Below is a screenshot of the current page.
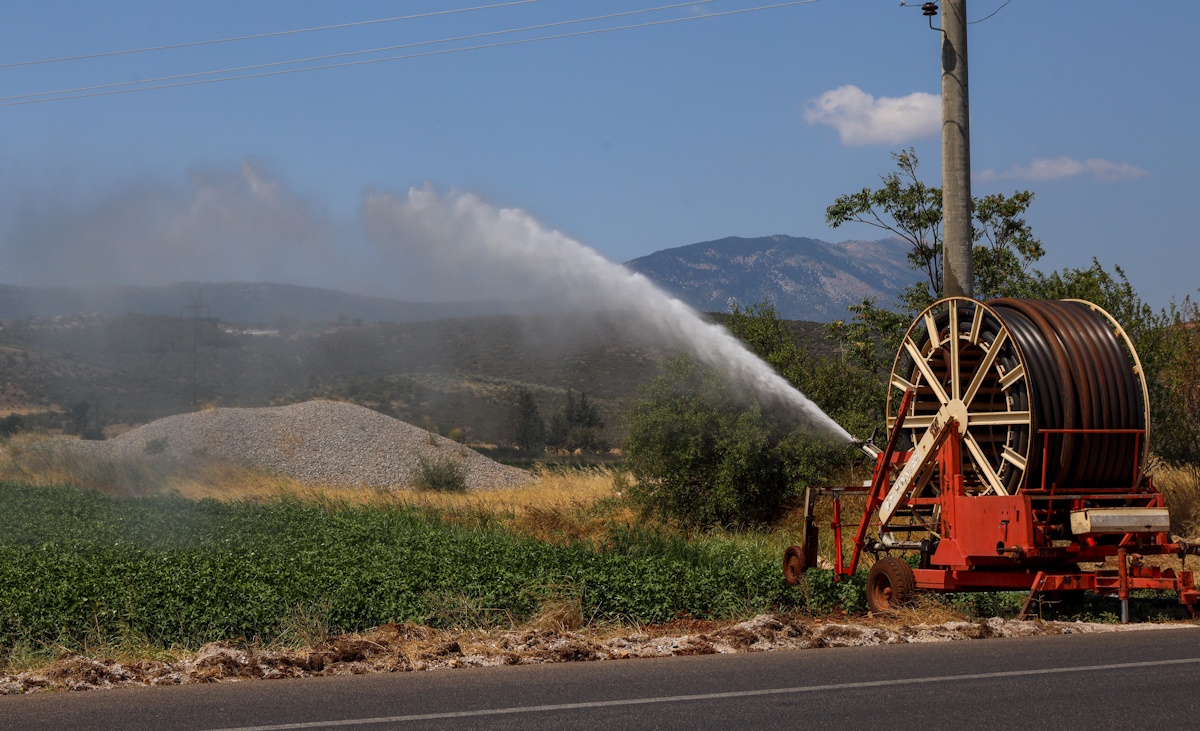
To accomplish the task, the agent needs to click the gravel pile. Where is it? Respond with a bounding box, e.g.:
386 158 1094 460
69 400 531 490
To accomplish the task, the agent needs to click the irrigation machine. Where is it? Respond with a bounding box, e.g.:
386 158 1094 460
783 296 1200 621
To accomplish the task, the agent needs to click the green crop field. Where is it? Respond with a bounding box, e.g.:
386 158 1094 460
0 483 835 651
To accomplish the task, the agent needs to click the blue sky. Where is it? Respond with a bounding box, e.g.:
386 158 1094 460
0 1 1195 307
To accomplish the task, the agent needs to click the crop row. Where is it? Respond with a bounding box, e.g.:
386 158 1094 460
0 484 844 648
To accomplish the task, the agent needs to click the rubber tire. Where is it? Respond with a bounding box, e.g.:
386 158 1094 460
783 546 806 586
867 557 917 613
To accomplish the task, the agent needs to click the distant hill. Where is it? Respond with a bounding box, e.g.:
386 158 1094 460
624 235 919 321
0 283 533 324
0 235 919 325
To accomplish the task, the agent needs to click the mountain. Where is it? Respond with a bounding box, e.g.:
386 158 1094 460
0 283 537 324
624 235 919 321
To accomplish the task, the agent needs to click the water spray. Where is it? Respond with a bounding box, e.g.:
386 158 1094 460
364 186 852 442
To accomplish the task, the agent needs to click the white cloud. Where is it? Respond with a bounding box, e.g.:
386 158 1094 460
976 157 1149 183
803 85 940 146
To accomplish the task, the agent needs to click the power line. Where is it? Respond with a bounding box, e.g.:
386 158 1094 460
968 0 1012 24
0 0 720 104
0 0 546 70
0 1 820 108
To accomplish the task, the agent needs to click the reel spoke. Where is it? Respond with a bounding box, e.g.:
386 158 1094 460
962 327 1008 406
966 410 1031 426
950 304 961 401
904 337 950 406
965 432 1008 495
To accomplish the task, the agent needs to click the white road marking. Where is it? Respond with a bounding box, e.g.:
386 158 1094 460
202 656 1200 730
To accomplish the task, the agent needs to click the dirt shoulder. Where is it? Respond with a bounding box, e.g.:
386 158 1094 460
3 614 1191 695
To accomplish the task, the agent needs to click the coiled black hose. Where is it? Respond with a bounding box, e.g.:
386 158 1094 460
990 299 1144 490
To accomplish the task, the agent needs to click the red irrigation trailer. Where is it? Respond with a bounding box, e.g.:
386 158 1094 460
783 297 1200 621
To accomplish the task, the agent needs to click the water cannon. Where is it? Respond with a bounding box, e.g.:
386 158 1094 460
851 428 882 461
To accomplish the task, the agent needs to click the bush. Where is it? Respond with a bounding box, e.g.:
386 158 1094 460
0 414 24 437
623 357 829 528
623 302 872 528
413 456 467 492
1155 295 1200 474
143 437 168 455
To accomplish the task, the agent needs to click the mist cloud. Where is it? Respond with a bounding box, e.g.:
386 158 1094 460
0 162 848 437
0 161 591 305
0 161 346 290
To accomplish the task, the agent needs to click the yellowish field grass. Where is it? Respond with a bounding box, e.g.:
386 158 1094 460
1156 465 1200 539
0 433 636 543
168 465 636 544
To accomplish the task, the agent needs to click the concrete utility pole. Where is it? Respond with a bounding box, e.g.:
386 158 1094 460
940 0 973 298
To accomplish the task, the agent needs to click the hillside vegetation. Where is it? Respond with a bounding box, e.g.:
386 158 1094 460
0 310 829 448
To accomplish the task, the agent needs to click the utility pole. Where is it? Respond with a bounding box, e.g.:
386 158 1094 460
939 0 973 298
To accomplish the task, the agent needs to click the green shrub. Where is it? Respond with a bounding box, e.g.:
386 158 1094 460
413 456 467 492
143 437 168 455
628 355 787 528
0 414 24 437
623 355 847 528
803 569 867 614
622 301 879 529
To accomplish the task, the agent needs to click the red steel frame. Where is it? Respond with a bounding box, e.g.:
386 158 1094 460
810 396 1199 617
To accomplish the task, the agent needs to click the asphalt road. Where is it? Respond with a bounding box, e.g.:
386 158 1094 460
4 628 1200 730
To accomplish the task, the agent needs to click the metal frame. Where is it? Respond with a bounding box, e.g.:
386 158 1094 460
795 412 1200 621
789 296 1197 620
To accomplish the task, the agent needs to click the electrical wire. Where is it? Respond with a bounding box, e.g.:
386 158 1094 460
968 0 1012 24
0 0 546 70
0 0 720 104
0 1 820 108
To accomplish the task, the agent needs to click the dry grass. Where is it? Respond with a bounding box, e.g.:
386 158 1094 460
0 433 163 498
1157 465 1200 539
1 628 193 676
0 433 633 543
885 595 970 625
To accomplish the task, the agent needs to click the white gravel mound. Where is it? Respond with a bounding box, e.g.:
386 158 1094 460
70 400 531 490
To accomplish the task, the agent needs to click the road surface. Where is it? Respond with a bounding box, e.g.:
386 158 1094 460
4 627 1199 729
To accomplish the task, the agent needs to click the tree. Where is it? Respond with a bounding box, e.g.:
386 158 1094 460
973 191 1044 299
546 390 608 452
624 302 873 528
506 386 545 451
65 400 90 436
1157 295 1200 472
825 149 943 311
725 301 885 439
623 356 798 527
825 149 1045 372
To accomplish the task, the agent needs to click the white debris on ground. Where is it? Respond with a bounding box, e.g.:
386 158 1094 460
1 616 1189 694
64 400 531 491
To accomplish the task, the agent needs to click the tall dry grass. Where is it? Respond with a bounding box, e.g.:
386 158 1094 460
1157 465 1200 538
0 433 634 543
0 433 162 498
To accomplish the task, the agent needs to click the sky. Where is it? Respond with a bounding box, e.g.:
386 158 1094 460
0 0 1196 308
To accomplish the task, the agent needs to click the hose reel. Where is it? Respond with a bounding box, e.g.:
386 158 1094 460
886 297 1149 495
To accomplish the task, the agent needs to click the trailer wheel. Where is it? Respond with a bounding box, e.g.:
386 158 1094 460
867 557 916 613
783 546 806 585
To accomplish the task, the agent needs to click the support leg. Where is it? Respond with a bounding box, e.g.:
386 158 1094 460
1118 548 1130 624
1017 571 1047 621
